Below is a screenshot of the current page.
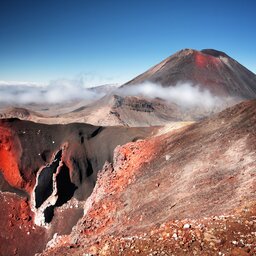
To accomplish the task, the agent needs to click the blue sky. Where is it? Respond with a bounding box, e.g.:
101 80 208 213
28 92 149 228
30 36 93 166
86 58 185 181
0 0 255 86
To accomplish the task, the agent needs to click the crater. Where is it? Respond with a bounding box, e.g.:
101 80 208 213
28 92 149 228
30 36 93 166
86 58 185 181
201 49 228 58
34 150 62 208
33 148 77 225
55 163 77 207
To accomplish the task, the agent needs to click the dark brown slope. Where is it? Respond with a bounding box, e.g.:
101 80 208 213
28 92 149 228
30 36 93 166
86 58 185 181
124 49 256 98
0 119 155 256
43 99 256 255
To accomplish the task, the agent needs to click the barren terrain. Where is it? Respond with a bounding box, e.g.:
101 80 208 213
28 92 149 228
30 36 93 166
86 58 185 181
0 49 255 256
40 99 256 256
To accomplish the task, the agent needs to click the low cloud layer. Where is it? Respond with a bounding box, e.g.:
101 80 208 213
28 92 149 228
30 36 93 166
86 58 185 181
0 79 106 104
0 79 229 109
118 82 225 109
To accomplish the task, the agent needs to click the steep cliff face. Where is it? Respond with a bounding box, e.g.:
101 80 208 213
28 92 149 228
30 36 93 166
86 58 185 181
124 49 256 99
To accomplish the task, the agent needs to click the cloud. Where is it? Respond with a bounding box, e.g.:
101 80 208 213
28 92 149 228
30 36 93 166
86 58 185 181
76 72 116 87
117 81 227 109
0 79 233 109
0 79 107 104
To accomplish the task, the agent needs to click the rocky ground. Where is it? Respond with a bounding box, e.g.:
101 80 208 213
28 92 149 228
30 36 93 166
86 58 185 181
42 208 256 256
40 100 256 255
0 192 47 256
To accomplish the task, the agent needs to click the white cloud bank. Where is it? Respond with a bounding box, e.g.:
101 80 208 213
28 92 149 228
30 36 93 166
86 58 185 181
0 79 230 109
118 82 226 109
0 79 106 104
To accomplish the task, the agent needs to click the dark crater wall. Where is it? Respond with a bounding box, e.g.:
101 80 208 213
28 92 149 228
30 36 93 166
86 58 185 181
0 118 155 222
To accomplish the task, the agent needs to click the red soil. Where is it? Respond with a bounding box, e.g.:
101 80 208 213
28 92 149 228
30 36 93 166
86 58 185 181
0 192 47 256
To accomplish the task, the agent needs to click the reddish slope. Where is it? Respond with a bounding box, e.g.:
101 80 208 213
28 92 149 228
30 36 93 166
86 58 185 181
0 119 155 256
0 126 23 189
124 49 256 98
42 100 256 255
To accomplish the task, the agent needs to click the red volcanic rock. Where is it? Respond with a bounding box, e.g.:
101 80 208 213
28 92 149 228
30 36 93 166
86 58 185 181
41 99 256 255
194 50 221 68
20 198 31 221
0 125 23 189
124 49 256 98
0 118 155 255
0 119 154 193
1 99 256 255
